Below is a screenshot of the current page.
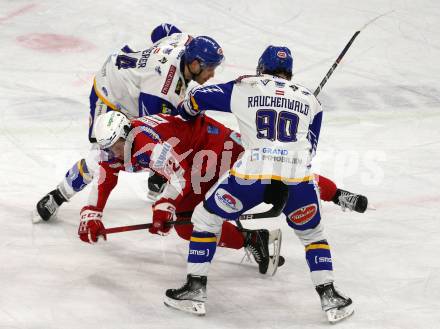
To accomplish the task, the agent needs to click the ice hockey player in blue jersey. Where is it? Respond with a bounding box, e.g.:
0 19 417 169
164 46 354 323
34 24 224 222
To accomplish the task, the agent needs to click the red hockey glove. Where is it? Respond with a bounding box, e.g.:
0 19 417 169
78 206 107 244
149 202 176 236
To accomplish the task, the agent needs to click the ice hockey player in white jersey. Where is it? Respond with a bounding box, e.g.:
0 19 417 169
164 46 354 323
34 24 224 222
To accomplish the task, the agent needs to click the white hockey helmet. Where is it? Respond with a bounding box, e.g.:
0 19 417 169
94 111 130 149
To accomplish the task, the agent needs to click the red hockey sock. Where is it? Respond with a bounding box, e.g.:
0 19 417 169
217 221 245 249
315 174 338 201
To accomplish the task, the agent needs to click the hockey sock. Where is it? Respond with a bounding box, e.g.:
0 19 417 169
174 219 244 250
315 175 337 202
305 240 334 285
217 221 245 249
187 231 217 276
59 159 94 198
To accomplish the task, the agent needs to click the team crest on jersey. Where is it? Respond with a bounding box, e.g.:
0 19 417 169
277 50 287 59
288 204 317 225
301 90 311 96
159 57 168 64
161 65 176 95
214 188 243 213
275 81 285 88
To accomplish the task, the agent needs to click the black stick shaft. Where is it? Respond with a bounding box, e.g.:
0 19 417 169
313 31 360 97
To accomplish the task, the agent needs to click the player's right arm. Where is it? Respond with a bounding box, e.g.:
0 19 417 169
307 94 323 156
177 81 236 119
78 159 122 244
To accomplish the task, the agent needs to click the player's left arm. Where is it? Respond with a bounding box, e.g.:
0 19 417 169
138 68 181 117
139 92 177 117
307 97 323 156
177 81 235 119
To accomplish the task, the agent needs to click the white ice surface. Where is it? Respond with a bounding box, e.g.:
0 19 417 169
1 1 440 328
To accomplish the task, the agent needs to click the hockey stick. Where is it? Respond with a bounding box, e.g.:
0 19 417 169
313 10 393 97
102 195 287 235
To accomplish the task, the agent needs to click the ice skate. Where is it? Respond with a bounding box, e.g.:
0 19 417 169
33 188 67 223
316 282 354 323
164 274 207 316
243 228 283 276
332 189 368 213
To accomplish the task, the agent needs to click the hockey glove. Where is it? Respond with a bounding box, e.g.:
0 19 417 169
78 206 107 244
149 202 176 236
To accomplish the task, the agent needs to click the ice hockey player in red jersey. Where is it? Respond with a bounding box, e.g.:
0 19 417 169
78 111 286 275
78 110 365 275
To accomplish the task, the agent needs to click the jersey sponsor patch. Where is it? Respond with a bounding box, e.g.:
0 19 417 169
289 84 298 91
152 142 172 169
174 78 183 95
214 188 243 213
161 65 176 95
207 125 219 135
138 115 168 127
288 204 317 225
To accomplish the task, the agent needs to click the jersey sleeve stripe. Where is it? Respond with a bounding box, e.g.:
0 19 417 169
93 78 118 110
229 170 313 183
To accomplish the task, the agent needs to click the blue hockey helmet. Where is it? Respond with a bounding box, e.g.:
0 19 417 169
150 23 181 43
257 45 293 78
185 36 224 68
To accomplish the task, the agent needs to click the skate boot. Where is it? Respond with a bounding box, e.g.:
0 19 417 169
332 189 368 213
243 228 283 275
147 173 167 201
316 282 354 323
34 188 68 223
164 274 207 316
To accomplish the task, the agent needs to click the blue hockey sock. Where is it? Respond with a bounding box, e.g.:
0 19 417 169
187 231 217 276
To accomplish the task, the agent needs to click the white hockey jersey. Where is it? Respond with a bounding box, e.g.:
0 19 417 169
93 33 191 119
179 74 323 182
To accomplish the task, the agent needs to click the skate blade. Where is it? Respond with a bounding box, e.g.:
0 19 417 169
31 209 44 224
163 296 206 316
267 229 282 276
31 209 57 224
326 304 354 323
367 203 377 211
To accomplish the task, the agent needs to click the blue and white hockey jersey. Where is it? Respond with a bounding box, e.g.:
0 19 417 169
94 33 191 119
179 74 323 181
